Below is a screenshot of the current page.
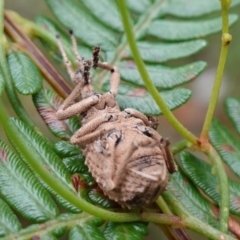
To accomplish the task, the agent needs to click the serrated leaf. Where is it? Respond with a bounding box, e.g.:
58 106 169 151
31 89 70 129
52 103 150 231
33 89 80 140
126 0 152 14
41 233 58 240
0 140 59 222
82 187 118 209
167 169 219 228
81 0 123 32
46 0 118 49
54 141 82 158
148 15 238 41
7 51 42 95
69 216 104 240
35 15 92 62
120 61 206 89
162 0 240 18
225 97 240 135
0 198 22 237
7 118 80 213
103 221 148 240
54 141 88 174
124 40 207 63
0 66 5 96
112 84 191 115
209 119 240 178
179 151 240 216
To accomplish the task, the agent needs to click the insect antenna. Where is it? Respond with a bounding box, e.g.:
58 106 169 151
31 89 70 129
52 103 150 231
56 33 75 81
69 29 84 72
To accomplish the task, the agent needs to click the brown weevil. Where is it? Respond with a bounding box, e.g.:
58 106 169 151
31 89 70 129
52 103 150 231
56 30 177 208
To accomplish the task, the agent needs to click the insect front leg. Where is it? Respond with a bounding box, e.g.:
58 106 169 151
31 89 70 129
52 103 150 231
160 138 177 174
70 113 117 145
123 108 150 126
56 94 99 120
92 46 120 97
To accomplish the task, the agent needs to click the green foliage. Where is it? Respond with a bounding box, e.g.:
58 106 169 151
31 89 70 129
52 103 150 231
179 151 240 216
0 0 239 239
33 89 80 140
166 168 220 229
103 221 148 240
39 0 238 115
7 51 42 95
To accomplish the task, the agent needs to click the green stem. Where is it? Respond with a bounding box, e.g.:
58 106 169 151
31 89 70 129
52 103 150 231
0 102 232 239
117 0 197 145
201 0 232 138
205 145 229 233
156 196 173 215
97 0 167 88
163 191 233 240
5 11 75 63
0 99 138 223
170 139 190 155
0 6 35 128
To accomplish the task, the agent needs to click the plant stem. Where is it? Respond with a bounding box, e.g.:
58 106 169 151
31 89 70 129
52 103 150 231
0 4 36 128
0 100 233 239
201 0 232 138
97 0 167 87
117 0 198 145
156 196 173 215
4 11 72 99
163 191 233 240
204 145 229 233
170 139 190 155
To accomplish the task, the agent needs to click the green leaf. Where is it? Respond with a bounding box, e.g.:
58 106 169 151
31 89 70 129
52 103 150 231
179 151 240 216
120 61 206 89
81 187 118 209
0 140 59 222
0 198 22 237
167 168 219 228
33 89 80 140
225 97 240 135
114 84 191 115
148 15 238 41
0 66 5 96
81 0 123 32
41 233 58 240
7 51 42 95
209 119 240 178
126 0 152 14
162 0 240 18
35 15 92 62
103 221 148 240
68 216 104 240
46 0 118 49
7 118 80 213
125 40 207 63
54 141 88 174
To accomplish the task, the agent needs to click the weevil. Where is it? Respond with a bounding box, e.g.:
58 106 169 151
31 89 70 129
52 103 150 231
56 31 177 208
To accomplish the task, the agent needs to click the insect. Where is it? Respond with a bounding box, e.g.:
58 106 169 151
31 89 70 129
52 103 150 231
56 30 177 208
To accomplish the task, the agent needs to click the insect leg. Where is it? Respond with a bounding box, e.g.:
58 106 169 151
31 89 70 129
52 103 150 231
70 113 117 145
92 46 120 97
56 34 75 80
123 108 150 126
69 29 84 71
160 138 177 174
56 94 99 120
112 137 153 188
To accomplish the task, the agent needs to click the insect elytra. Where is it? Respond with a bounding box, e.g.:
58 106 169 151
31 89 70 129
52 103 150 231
56 30 177 208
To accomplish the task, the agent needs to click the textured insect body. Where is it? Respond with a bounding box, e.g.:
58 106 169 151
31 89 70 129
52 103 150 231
56 31 177 208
